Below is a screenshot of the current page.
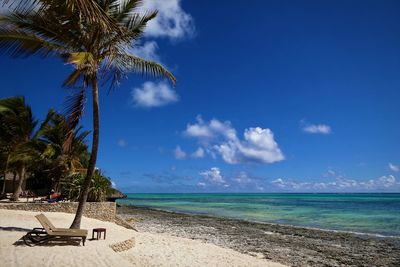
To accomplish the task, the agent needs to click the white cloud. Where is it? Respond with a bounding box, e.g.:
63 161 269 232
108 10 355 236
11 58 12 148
219 127 284 164
327 169 336 176
131 41 160 61
111 180 117 188
235 172 253 185
272 178 311 190
323 169 336 177
272 175 399 192
377 175 397 187
232 171 265 191
132 81 179 108
199 167 226 184
129 1 195 67
271 178 285 187
174 146 186 160
140 0 195 40
191 147 205 158
256 185 265 191
184 116 284 164
117 139 128 147
389 163 400 172
184 115 215 139
197 182 206 187
302 124 332 134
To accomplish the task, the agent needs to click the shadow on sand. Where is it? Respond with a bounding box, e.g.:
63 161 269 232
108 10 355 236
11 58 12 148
1 226 91 247
0 226 32 232
13 236 83 247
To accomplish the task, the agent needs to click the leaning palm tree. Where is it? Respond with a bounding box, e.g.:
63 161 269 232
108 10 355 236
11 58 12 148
0 96 37 200
0 0 176 228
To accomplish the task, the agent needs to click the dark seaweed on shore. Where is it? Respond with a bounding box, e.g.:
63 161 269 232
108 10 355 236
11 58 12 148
117 205 400 267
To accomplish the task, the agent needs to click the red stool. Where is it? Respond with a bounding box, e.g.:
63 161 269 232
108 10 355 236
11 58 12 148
92 228 106 240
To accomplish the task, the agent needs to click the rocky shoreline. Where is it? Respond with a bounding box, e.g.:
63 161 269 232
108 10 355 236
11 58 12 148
117 205 400 267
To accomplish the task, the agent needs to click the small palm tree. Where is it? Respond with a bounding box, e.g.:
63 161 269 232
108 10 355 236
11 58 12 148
88 170 113 202
62 169 112 202
0 0 176 228
0 96 37 200
62 173 85 201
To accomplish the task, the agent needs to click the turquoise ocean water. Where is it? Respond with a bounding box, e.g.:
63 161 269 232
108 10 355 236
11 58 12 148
118 193 400 236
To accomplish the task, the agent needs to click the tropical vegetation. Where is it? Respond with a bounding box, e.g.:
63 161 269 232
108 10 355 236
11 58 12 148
0 96 115 203
0 0 176 228
0 96 37 201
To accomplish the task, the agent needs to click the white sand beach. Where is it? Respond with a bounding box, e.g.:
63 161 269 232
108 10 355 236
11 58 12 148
0 209 286 267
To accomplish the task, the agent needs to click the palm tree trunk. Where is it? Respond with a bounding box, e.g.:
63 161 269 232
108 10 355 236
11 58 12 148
1 154 10 194
11 166 25 201
70 77 100 229
12 172 16 192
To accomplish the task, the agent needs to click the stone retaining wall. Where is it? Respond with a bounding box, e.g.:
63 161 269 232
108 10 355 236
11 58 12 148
0 202 116 222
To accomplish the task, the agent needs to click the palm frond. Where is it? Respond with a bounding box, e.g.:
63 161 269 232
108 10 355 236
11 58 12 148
0 28 65 57
33 108 56 140
1 12 80 51
116 53 176 84
29 0 119 33
124 10 157 39
63 69 85 88
65 0 117 30
64 87 87 131
63 87 87 151
99 9 157 55
100 52 175 91
0 96 24 114
110 0 143 23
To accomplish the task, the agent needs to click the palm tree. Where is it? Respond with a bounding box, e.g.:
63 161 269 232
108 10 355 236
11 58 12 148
0 96 37 200
0 108 13 195
0 141 10 196
0 0 176 228
36 109 90 192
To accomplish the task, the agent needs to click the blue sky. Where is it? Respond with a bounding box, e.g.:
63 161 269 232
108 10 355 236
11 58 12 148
1 0 400 192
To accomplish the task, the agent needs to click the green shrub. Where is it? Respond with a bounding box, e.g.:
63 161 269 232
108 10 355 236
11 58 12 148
62 169 113 202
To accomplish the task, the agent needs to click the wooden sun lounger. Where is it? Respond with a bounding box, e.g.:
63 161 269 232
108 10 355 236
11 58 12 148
23 214 88 246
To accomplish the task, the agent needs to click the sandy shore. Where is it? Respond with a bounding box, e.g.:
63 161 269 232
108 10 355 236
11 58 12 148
118 205 400 267
0 209 285 267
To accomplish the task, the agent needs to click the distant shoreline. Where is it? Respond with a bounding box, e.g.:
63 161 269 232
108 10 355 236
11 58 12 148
117 205 400 267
